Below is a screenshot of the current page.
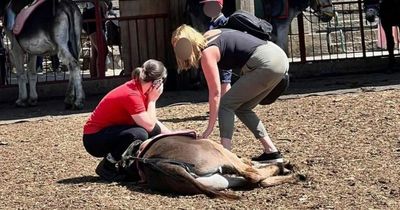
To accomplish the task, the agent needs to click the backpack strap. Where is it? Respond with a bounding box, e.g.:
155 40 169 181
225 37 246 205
205 29 235 46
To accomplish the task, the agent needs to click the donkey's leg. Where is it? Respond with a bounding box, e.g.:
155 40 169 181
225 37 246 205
9 42 28 107
60 60 84 110
144 161 239 200
68 61 84 109
208 141 264 183
260 173 302 188
196 174 248 190
26 55 38 106
54 13 84 109
253 164 281 177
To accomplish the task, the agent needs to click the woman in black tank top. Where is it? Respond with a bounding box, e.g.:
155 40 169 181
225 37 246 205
172 24 289 163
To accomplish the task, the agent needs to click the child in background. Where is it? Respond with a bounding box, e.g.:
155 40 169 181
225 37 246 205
200 0 232 96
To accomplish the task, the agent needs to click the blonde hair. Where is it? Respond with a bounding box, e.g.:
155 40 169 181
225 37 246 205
171 24 207 71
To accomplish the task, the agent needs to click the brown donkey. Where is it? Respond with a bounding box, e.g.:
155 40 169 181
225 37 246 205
122 133 303 199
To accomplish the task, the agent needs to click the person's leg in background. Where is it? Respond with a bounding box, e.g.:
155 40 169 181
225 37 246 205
0 39 6 85
50 55 60 72
220 69 232 96
36 56 43 72
88 30 108 78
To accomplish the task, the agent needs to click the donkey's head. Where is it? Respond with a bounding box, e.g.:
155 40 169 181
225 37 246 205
310 0 335 22
363 0 380 23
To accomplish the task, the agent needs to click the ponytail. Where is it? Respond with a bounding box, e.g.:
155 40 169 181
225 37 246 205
131 67 144 80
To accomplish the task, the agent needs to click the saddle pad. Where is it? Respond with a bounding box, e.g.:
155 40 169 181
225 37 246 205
137 130 197 158
13 0 47 35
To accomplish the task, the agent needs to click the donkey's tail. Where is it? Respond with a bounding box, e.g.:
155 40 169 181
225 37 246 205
143 160 240 200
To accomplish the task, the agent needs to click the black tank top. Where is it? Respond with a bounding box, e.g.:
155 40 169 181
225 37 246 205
206 29 266 71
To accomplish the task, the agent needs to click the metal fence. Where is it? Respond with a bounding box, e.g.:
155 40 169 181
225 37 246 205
287 0 398 63
0 2 168 88
0 0 397 89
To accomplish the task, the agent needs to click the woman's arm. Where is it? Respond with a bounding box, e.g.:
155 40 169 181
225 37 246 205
200 46 221 138
131 83 171 134
131 113 171 135
131 112 157 132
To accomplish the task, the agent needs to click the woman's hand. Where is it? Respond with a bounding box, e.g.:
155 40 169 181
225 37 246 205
147 83 164 102
201 125 214 139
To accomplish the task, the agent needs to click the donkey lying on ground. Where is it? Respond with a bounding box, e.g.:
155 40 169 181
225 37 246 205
121 131 303 199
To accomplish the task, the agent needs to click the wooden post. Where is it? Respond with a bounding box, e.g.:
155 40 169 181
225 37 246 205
235 0 254 14
119 0 169 73
94 0 106 78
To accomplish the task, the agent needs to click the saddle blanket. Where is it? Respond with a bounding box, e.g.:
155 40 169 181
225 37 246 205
13 0 47 35
138 130 197 158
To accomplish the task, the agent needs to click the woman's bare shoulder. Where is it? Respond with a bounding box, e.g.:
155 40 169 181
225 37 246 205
204 29 221 38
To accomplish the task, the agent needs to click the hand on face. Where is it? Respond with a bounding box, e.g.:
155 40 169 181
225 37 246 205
147 82 164 102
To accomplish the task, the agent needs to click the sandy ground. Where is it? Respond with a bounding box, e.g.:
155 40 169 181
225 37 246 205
0 81 399 209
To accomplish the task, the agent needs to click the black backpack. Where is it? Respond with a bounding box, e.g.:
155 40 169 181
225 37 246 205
218 10 273 41
259 72 290 105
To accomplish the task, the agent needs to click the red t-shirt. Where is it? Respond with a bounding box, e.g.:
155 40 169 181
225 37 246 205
83 80 148 134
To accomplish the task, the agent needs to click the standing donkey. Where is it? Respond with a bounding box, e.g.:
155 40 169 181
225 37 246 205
0 0 84 109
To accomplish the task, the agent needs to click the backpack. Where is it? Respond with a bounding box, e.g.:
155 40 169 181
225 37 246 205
259 72 289 105
217 10 273 41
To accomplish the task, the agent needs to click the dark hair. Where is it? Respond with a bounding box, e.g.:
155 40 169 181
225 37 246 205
131 59 167 82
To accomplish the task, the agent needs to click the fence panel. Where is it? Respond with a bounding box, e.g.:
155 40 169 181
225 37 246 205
287 0 398 63
1 0 398 89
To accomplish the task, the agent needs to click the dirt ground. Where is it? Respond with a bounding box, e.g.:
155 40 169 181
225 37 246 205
0 84 399 209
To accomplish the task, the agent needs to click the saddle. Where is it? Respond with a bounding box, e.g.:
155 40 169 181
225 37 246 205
120 130 197 182
11 0 47 35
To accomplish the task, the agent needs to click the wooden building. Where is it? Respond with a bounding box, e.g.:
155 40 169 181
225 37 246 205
117 0 254 89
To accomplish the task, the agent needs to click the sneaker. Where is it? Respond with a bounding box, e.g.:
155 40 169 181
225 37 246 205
251 151 283 163
95 158 125 182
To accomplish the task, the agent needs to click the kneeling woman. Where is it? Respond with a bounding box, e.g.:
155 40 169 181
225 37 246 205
172 25 289 163
83 59 171 181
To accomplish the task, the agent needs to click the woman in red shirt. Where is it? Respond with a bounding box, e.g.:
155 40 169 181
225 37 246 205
83 59 171 181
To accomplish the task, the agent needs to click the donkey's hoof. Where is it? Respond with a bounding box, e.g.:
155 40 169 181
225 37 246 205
73 104 83 110
73 103 84 110
65 102 84 110
15 100 28 108
295 173 307 182
28 99 38 107
65 103 73 110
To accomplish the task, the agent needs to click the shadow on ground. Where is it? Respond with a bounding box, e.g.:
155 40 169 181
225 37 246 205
0 71 399 122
